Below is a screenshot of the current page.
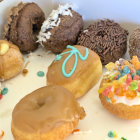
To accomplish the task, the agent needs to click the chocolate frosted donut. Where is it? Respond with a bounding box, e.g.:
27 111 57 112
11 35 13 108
4 2 45 53
129 28 140 59
37 4 83 53
77 19 128 65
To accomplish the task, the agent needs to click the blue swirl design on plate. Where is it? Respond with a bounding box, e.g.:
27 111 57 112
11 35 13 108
55 45 89 78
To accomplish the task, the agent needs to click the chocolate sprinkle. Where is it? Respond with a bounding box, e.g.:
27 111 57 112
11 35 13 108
77 19 128 65
129 28 140 59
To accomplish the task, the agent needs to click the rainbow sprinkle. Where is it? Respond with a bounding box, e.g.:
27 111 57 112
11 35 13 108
98 56 140 103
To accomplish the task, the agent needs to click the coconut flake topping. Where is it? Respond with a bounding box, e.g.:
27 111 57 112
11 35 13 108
37 3 73 44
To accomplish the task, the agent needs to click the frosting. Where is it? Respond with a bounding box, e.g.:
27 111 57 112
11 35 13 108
98 56 140 106
37 4 73 44
12 86 85 133
55 45 89 77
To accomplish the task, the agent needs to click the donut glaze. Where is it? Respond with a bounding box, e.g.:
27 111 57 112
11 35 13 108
11 86 85 140
4 2 45 53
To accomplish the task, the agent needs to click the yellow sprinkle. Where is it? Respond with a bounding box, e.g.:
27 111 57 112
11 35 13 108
118 75 127 83
124 60 130 65
105 62 115 71
113 131 117 138
121 66 124 69
0 43 9 55
98 88 104 94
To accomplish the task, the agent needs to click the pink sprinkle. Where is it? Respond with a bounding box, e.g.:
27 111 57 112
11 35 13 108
126 74 132 84
102 87 112 96
131 69 134 73
137 83 140 92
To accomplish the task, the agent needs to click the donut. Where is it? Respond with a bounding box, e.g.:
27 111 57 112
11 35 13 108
11 85 86 140
77 19 128 65
129 28 140 59
47 45 102 98
4 2 45 53
37 4 83 53
98 56 140 120
0 40 24 81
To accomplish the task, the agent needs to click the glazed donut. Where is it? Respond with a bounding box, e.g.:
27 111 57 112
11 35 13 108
0 40 24 81
98 56 140 120
4 2 45 53
47 45 102 98
11 85 86 140
37 4 83 53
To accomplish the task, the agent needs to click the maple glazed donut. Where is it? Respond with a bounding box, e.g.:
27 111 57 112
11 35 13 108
11 85 86 140
98 56 140 120
47 45 102 98
0 40 24 81
4 2 45 53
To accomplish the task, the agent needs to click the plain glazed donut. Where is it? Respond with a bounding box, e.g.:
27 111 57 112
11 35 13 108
47 45 102 98
11 85 86 140
98 56 140 120
4 2 45 53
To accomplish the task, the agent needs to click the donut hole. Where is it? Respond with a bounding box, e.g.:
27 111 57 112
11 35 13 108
32 24 39 34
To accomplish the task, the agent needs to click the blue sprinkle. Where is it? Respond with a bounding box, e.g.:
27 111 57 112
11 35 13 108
116 74 121 80
106 97 111 103
123 66 130 74
121 72 126 77
37 71 45 77
1 88 8 95
108 131 115 138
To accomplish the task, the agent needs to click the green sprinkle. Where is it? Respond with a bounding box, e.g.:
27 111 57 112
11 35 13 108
110 75 115 80
1 88 8 95
130 80 138 90
37 71 45 77
121 137 127 140
108 131 115 138
136 70 140 76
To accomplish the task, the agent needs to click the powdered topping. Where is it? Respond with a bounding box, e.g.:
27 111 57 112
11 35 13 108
37 3 73 44
98 56 140 105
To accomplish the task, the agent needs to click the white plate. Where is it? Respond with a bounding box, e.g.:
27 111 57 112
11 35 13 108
1 0 140 140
